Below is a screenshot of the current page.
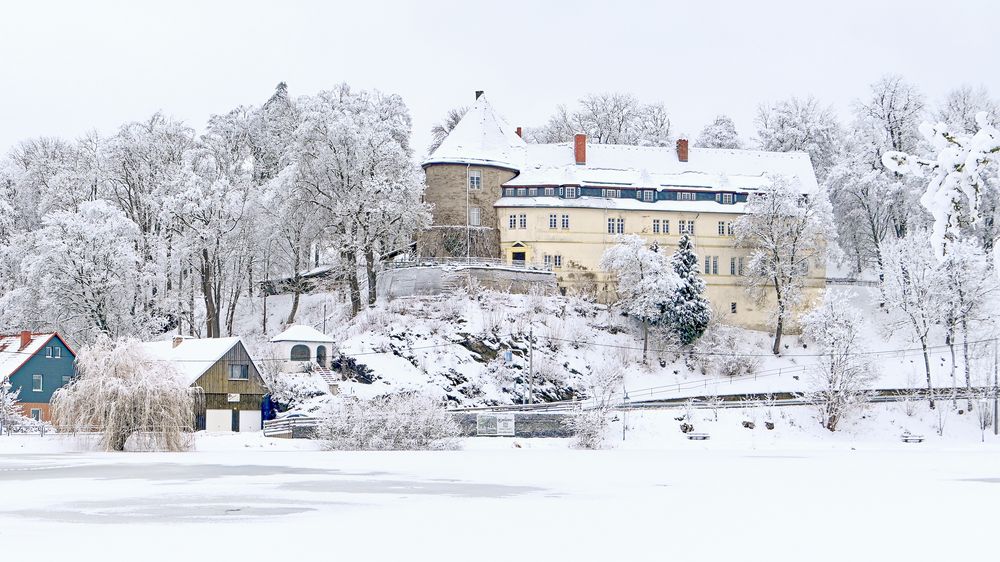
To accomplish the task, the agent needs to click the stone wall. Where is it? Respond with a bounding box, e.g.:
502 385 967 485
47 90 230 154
450 412 575 438
376 265 557 301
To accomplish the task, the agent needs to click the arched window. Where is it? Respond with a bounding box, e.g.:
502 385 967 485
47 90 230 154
290 344 310 362
316 345 327 367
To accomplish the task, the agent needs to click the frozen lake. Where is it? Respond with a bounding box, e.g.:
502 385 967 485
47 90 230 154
2 435 999 561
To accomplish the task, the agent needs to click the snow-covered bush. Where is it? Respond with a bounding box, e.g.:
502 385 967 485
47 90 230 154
263 370 329 410
693 323 761 378
563 407 609 449
316 392 460 450
51 336 196 451
0 379 27 434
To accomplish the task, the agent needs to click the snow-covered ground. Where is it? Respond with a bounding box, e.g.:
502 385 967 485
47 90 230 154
260 285 997 410
2 424 999 561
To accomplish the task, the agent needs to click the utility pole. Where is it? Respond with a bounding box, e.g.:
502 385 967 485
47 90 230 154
528 326 534 405
993 341 998 436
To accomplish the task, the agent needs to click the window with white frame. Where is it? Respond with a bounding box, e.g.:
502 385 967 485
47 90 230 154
516 188 527 196
54 347 61 358
45 346 52 358
549 214 558 229
518 214 527 229
543 254 552 267
603 188 620 198
554 255 563 268
544 187 556 197
718 221 726 236
663 220 670 234
468 169 482 190
687 220 695 234
30 409 40 421
727 222 734 236
652 219 660 234
229 364 249 381
607 218 624 234
678 192 695 201
469 207 481 227
504 188 514 197
508 215 517 229
528 187 537 197
704 256 711 275
722 193 734 204
643 190 654 202
730 257 737 275
565 187 578 199
680 220 695 235
712 256 718 275
561 214 570 229
32 374 42 392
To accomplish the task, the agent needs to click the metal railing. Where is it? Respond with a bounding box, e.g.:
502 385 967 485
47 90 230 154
262 416 320 437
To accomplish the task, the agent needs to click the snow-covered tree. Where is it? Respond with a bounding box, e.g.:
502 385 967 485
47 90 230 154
734 176 835 355
755 96 842 180
429 106 469 153
879 234 950 408
663 235 711 345
600 234 681 358
854 75 926 156
8 200 163 341
530 92 671 146
801 291 877 431
934 85 999 135
939 240 997 399
293 84 429 314
50 336 196 451
695 115 742 149
882 112 1000 262
0 378 26 434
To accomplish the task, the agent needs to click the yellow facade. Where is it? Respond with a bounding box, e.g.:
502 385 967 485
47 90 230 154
496 204 826 332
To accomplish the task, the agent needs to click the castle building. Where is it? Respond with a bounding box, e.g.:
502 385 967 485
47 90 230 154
420 93 825 331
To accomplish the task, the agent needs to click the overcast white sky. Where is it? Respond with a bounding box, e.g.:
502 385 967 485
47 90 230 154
1 0 998 158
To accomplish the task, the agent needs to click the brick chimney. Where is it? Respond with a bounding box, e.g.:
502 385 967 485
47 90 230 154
475 90 484 100
172 335 185 349
676 138 689 162
515 126 522 138
18 330 31 351
574 134 587 165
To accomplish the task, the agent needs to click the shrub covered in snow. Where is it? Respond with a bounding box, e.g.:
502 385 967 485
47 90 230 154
693 323 761 378
563 407 610 449
317 392 460 450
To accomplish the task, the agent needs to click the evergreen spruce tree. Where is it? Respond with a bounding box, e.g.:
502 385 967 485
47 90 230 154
665 235 712 345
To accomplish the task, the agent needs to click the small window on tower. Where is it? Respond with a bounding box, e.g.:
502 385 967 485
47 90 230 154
731 302 737 314
469 207 481 226
468 169 482 190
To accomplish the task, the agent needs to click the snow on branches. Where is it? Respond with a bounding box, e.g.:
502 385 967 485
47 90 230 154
51 336 196 451
882 112 1000 262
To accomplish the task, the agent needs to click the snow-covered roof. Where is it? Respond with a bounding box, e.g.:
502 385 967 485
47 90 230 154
422 95 527 170
0 332 61 381
505 144 818 194
271 324 335 344
494 196 748 214
140 337 248 386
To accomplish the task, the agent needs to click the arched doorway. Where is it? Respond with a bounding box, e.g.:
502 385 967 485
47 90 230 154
290 344 310 362
316 345 328 368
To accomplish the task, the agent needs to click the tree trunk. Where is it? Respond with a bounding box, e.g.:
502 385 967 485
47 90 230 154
343 249 361 316
921 335 934 409
286 286 301 325
364 245 378 306
642 321 649 364
772 314 784 356
962 317 972 410
200 248 220 338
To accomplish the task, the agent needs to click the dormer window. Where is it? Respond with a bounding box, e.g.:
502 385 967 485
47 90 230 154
722 193 734 204
642 190 654 202
516 188 527 196
565 187 578 199
678 192 695 201
468 169 482 190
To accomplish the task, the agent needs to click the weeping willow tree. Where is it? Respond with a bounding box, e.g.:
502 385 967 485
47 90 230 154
51 336 196 451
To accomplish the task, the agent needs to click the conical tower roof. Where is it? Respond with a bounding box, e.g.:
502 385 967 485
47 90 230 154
423 94 526 171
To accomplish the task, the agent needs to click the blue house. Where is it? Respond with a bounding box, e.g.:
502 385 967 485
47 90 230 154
0 331 77 421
